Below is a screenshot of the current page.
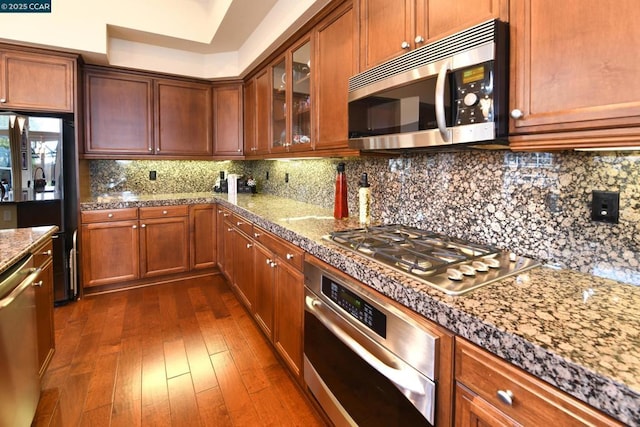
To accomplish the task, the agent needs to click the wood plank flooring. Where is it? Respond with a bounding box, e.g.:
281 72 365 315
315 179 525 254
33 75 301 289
32 274 326 426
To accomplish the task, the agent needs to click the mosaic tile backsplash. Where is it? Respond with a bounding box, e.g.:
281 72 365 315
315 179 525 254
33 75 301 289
88 150 640 285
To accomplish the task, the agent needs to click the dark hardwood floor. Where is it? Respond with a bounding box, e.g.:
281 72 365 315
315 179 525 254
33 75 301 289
32 274 326 426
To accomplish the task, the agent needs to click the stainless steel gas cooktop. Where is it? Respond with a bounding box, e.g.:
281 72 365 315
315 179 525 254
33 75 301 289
326 225 540 295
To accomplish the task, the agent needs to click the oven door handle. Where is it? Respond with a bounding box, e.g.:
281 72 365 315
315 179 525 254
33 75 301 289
435 60 452 142
306 295 426 396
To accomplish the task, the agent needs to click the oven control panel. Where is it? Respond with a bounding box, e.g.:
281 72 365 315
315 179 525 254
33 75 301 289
322 276 387 338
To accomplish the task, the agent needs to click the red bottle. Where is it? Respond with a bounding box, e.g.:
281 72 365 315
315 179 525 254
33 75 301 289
334 162 348 219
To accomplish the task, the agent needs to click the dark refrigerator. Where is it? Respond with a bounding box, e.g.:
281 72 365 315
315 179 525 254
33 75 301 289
11 116 78 304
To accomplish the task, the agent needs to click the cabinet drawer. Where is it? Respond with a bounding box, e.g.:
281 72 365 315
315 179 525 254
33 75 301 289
33 239 53 268
231 213 253 236
455 338 621 426
139 205 188 219
253 226 303 271
81 208 138 223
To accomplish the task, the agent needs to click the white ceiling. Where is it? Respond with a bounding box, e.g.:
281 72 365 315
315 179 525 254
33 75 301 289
0 0 332 79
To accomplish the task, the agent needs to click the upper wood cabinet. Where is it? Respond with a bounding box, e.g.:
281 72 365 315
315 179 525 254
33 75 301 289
155 79 212 156
314 1 357 150
358 0 507 71
213 83 243 157
243 78 257 155
509 0 640 150
84 69 154 155
0 48 75 112
83 67 213 158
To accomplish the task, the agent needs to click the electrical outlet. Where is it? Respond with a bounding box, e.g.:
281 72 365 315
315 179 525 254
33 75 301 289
285 172 289 183
149 170 157 181
591 190 619 223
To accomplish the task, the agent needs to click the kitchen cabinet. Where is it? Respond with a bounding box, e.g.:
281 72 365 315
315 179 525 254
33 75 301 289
81 208 140 288
314 1 357 150
155 79 213 156
190 204 217 270
358 0 507 71
454 338 622 426
0 47 75 112
84 69 154 155
243 78 257 155
254 69 271 155
232 226 255 310
253 226 304 379
83 67 214 158
216 206 229 271
221 216 235 283
33 238 55 378
270 36 313 154
508 0 640 150
213 83 244 157
139 206 189 278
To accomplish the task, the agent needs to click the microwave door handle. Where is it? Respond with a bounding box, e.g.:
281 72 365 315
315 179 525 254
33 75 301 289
305 295 426 396
435 61 452 142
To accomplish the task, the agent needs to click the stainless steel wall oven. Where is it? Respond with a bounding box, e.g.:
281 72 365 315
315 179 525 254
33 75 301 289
304 258 452 426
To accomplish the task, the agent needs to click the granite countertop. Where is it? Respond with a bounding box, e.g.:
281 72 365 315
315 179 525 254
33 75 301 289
0 226 59 274
80 192 640 425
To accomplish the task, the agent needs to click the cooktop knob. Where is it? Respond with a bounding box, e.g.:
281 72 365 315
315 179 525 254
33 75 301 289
447 268 464 281
483 257 501 268
471 261 489 272
459 265 476 276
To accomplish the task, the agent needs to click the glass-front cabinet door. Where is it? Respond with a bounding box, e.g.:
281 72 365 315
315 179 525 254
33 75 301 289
270 37 313 153
290 39 312 151
271 57 287 151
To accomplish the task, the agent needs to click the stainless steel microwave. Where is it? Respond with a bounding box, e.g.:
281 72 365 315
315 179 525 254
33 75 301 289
348 20 509 151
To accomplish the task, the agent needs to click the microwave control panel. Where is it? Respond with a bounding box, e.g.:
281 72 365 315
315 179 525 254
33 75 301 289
454 62 494 125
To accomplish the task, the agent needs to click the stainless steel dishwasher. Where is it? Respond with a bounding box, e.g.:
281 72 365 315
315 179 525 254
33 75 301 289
0 254 42 427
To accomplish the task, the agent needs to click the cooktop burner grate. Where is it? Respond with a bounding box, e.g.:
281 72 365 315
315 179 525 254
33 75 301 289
327 225 540 295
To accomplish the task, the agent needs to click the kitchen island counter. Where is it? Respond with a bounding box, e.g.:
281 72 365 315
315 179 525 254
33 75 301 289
0 226 59 274
80 192 640 425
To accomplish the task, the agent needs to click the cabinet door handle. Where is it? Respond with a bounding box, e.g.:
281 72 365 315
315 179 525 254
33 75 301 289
237 148 241 152
141 224 146 228
132 225 137 229
42 250 52 256
414 35 424 44
162 210 168 215
236 221 243 226
33 280 43 287
227 228 234 232
270 262 277 268
148 147 153 151
266 258 272 265
246 243 253 249
401 41 410 49
510 109 524 119
254 233 261 238
496 389 514 406
108 213 114 218
286 253 294 260
218 210 223 214
223 213 230 217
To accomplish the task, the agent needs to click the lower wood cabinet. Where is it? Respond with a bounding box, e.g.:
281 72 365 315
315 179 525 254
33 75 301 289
81 204 214 291
217 213 305 381
33 238 55 378
454 338 622 426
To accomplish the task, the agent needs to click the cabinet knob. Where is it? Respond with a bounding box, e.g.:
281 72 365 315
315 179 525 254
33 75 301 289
254 233 261 238
141 224 146 228
270 262 277 268
227 228 234 232
236 221 243 226
401 41 411 49
414 35 424 44
223 213 230 217
286 253 294 260
33 280 43 287
246 243 253 249
42 249 52 256
132 225 137 229
162 210 168 215
156 148 160 152
148 147 153 151
237 148 241 152
510 109 524 119
108 213 114 218
0 98 6 103
496 389 514 406
266 258 272 265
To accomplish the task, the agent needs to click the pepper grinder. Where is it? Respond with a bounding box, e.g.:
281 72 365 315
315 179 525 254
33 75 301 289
333 162 348 219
